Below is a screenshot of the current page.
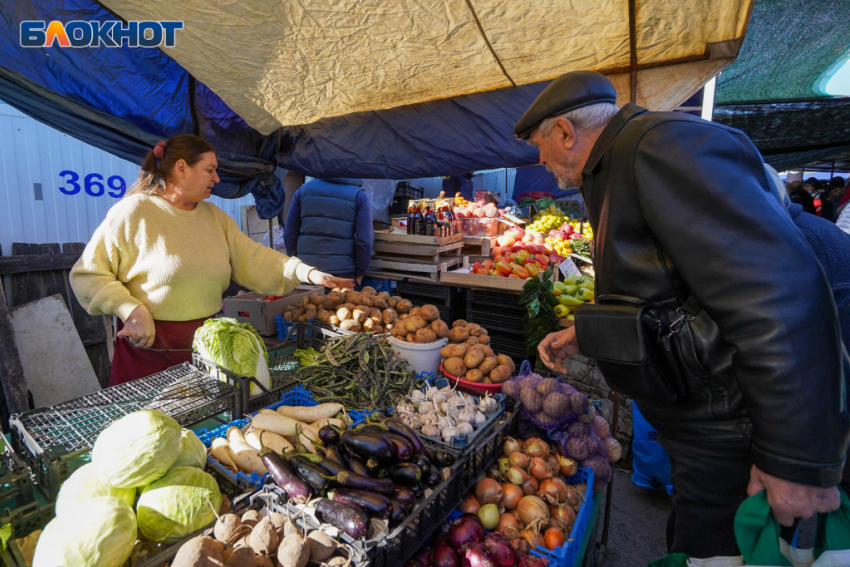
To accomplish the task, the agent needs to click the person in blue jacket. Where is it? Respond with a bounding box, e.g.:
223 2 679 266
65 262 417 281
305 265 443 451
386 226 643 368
284 178 373 286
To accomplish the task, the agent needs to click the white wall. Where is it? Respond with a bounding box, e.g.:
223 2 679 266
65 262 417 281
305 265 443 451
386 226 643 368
0 102 256 255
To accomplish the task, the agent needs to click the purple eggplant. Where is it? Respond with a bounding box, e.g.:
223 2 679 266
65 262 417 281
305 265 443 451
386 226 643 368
388 499 409 527
384 432 414 461
287 455 330 491
330 489 391 518
425 468 442 486
386 463 422 486
413 454 431 474
428 449 456 466
385 417 427 455
392 485 416 509
320 446 346 467
315 499 370 539
260 448 312 504
318 425 342 445
324 470 396 495
342 431 395 463
346 455 370 477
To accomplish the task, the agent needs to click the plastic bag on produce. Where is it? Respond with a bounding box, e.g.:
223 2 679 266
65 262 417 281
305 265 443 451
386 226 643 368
262 225 286 251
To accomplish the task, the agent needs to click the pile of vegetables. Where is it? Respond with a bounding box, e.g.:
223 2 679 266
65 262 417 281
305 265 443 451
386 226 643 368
32 410 227 566
440 321 515 384
295 333 427 410
283 286 413 334
552 274 595 321
520 269 560 358
395 384 501 444
389 303 449 344
194 318 271 395
171 506 354 567
502 374 621 492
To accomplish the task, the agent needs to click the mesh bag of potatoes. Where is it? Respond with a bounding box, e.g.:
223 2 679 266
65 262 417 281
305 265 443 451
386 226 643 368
440 320 516 384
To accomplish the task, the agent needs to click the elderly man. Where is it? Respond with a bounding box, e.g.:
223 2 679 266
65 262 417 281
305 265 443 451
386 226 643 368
524 71 849 558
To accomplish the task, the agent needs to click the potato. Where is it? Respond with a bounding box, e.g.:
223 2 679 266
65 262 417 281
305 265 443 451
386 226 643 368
359 295 373 307
283 311 296 323
290 307 304 319
490 364 513 383
352 306 370 323
277 533 310 567
382 308 398 325
479 327 489 336
249 516 280 556
497 354 517 372
323 293 343 310
378 291 391 300
464 349 485 369
297 314 311 323
386 323 394 332
398 313 409 321
465 369 484 383
242 510 262 528
340 320 362 332
409 307 422 319
415 328 438 343
444 357 468 377
391 325 407 339
406 333 416 342
387 297 400 309
298 296 310 308
479 356 499 375
478 334 491 345
448 327 469 343
309 293 324 306
371 297 388 309
215 514 244 544
318 309 330 323
483 377 493 384
329 315 340 326
452 319 468 328
308 530 338 563
404 316 428 333
172 535 225 567
373 324 384 334
440 346 454 358
467 323 484 337
466 337 480 346
336 307 352 322
478 345 495 357
370 308 383 323
362 286 378 296
448 343 470 358
431 319 449 338
396 299 413 314
363 318 376 331
420 304 440 322
341 303 356 311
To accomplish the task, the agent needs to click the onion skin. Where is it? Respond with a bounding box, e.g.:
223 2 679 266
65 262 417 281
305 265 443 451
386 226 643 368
476 478 504 505
500 483 523 510
460 542 495 567
498 457 512 477
549 504 576 531
557 454 578 477
564 485 581 507
520 527 544 549
432 542 460 567
509 452 530 470
460 494 481 515
518 554 547 567
523 438 549 459
483 532 518 567
507 466 529 485
539 478 568 503
446 516 485 549
510 538 531 556
544 527 565 550
547 455 560 475
496 512 521 540
517 495 550 526
529 457 553 480
503 437 522 457
520 477 539 496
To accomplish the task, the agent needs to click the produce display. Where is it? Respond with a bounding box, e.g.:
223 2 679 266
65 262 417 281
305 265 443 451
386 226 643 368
31 410 229 565
194 317 271 394
395 384 501 444
552 274 596 321
439 320 516 384
525 206 592 240
453 201 509 237
282 286 406 334
389 303 451 344
294 333 426 409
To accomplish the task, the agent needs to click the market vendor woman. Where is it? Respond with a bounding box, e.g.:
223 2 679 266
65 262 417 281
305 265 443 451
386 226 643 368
70 134 352 386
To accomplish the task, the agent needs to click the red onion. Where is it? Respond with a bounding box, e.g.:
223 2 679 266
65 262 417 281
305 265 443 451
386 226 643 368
518 555 547 567
405 549 432 567
460 542 495 567
446 516 485 548
432 541 460 567
483 533 518 567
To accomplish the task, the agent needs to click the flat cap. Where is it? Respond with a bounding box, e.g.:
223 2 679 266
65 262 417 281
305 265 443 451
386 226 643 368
514 71 617 140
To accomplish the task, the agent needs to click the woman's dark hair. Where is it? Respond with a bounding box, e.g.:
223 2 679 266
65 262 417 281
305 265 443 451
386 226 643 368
126 134 216 197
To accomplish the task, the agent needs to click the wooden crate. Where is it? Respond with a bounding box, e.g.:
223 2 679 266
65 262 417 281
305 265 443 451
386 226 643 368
370 231 467 281
461 236 497 262
441 266 557 291
368 256 468 281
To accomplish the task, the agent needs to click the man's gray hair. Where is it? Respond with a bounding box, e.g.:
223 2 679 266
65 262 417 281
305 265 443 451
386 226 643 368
537 102 620 138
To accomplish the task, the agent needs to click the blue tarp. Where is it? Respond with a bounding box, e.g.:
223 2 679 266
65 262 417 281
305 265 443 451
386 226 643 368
1 0 548 217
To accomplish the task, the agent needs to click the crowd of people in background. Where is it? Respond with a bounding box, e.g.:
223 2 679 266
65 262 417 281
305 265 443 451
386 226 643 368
786 175 850 228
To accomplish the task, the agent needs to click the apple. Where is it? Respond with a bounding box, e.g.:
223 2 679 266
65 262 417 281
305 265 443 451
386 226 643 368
512 242 524 251
467 202 480 212
472 209 485 219
522 234 534 244
548 252 561 263
543 242 555 253
563 224 574 235
569 233 582 240
484 206 499 218
533 236 545 245
509 226 525 239
490 247 502 259
497 234 516 247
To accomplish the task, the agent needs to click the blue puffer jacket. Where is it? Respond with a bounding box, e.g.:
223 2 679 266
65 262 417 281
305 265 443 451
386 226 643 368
283 178 372 277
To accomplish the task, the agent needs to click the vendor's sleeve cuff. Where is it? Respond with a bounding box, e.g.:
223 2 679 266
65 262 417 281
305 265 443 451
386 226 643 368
752 444 846 488
295 262 315 283
115 299 144 323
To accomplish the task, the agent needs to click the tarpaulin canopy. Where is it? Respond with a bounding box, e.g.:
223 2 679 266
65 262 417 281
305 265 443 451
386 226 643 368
0 0 754 216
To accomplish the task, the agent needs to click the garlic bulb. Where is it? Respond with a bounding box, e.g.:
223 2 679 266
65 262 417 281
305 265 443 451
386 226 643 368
418 401 437 415
406 414 422 429
478 393 499 413
432 392 449 406
408 390 426 403
442 426 460 443
456 410 475 424
421 424 440 437
440 402 450 415
396 402 415 417
475 411 487 424
425 386 440 401
464 399 477 414
437 415 456 430
457 422 474 434
421 412 440 426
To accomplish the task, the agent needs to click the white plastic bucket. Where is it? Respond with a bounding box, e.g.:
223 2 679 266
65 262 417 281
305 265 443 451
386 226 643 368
388 336 448 376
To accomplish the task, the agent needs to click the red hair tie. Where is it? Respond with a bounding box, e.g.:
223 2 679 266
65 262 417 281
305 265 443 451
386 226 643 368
152 141 166 159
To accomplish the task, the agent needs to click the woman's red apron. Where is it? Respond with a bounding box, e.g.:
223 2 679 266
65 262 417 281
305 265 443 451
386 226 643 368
110 318 208 386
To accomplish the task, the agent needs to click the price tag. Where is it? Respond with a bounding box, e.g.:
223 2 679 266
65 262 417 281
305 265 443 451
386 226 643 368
559 258 583 278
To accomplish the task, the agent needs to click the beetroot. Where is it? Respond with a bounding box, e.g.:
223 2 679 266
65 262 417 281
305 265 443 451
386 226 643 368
446 516 485 549
460 542 495 567
432 542 460 567
482 533 517 567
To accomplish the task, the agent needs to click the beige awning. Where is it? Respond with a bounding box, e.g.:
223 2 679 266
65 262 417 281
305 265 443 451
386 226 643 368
101 0 754 134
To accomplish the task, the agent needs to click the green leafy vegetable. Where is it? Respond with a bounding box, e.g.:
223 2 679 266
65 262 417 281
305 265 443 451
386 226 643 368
171 429 207 470
194 317 271 395
0 524 10 552
520 267 560 357
294 348 321 367
55 463 136 517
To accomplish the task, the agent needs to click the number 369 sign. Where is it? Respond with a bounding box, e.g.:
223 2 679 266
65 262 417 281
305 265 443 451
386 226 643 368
58 170 127 198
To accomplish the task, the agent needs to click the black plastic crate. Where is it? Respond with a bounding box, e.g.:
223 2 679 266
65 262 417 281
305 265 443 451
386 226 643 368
0 500 55 567
10 363 236 501
455 398 520 496
396 281 458 301
0 444 34 515
401 293 466 323
466 307 524 334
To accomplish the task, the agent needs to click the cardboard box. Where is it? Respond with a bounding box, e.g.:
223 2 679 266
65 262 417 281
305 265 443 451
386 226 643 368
223 285 325 335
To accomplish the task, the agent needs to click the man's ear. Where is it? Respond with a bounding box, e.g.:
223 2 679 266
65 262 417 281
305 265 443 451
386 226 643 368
554 118 578 151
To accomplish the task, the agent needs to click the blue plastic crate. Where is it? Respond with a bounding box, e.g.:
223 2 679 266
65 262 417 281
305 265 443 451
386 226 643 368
195 385 383 493
442 467 596 567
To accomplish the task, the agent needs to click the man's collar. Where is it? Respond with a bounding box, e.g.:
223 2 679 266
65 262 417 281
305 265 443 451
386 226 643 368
582 103 648 176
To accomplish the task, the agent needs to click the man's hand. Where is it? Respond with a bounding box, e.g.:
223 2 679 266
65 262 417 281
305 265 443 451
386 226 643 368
309 270 355 290
538 327 580 373
747 465 841 526
117 304 156 348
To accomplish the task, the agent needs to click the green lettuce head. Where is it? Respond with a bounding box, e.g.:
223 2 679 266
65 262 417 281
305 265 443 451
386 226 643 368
91 410 182 488
32 496 137 567
136 466 222 544
55 463 136 517
172 429 207 470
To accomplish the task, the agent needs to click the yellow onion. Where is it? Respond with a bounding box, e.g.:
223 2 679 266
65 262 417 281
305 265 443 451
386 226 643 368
516 495 550 526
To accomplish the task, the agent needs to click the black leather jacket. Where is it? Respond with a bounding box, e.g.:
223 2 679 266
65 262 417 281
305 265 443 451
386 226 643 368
580 104 850 487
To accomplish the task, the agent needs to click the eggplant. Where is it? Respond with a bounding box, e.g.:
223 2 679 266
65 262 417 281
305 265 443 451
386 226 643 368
384 432 414 461
386 463 422 486
299 453 349 476
357 425 384 434
428 449 456 467
315 499 370 540
325 470 396 495
425 468 441 487
287 455 330 491
411 483 424 498
388 500 408 527
342 431 395 463
318 425 341 445
392 485 416 509
385 418 427 455
347 454 370 477
330 489 391 518
413 454 431 474
365 457 382 474
260 448 312 504
321 447 346 467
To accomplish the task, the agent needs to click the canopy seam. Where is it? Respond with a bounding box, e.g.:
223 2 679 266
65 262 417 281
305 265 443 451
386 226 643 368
463 0 516 87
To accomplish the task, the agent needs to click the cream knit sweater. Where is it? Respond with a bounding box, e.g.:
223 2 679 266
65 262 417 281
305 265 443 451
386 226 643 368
70 194 314 322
